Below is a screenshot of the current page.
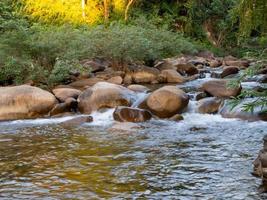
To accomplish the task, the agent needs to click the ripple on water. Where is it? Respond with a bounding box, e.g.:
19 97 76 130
0 111 267 199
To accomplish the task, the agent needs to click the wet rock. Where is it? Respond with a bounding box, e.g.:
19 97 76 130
189 127 207 131
202 79 241 98
219 99 267 121
258 75 267 83
127 85 150 93
78 82 134 114
176 63 199 76
69 78 104 90
221 66 239 78
52 88 82 102
146 86 189 118
127 65 160 84
113 106 152 123
195 92 209 101
60 116 93 127
169 114 184 121
197 97 223 114
108 122 144 133
0 85 57 121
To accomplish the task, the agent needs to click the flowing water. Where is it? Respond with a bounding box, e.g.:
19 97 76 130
1 73 267 199
0 109 267 199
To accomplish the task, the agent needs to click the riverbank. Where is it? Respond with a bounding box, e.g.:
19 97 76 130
0 53 266 123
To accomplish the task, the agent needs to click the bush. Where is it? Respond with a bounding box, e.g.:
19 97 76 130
0 17 198 86
48 59 86 86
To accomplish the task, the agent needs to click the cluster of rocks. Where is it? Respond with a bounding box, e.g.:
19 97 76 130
0 53 266 123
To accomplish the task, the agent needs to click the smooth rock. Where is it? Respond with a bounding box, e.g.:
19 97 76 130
197 97 223 114
202 79 241 98
52 88 81 102
0 85 57 121
146 86 189 118
78 82 134 114
113 106 152 123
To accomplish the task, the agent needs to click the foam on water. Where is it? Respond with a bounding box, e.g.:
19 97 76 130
87 108 115 126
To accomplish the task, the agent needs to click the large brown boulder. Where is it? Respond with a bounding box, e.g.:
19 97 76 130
202 79 241 98
176 63 199 75
146 86 189 118
78 82 134 114
0 85 57 121
127 65 160 84
160 70 186 83
197 97 223 114
219 99 267 121
52 88 81 102
223 56 250 68
113 106 152 123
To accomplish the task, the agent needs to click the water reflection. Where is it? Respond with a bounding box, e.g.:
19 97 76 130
0 116 267 199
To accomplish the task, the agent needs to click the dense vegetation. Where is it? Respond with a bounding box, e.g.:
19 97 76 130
0 0 266 88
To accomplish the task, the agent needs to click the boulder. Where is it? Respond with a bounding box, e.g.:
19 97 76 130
208 60 222 68
160 70 186 83
69 78 103 90
202 79 241 98
221 66 239 78
0 85 57 121
108 122 144 133
50 98 78 116
127 85 150 93
60 116 93 127
146 86 189 118
107 76 123 85
219 99 267 121
176 63 199 76
52 88 81 102
127 65 160 84
155 59 198 75
223 56 249 68
78 82 134 114
197 97 222 114
113 106 152 123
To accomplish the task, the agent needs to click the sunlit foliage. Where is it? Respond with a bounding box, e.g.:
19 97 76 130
21 0 135 24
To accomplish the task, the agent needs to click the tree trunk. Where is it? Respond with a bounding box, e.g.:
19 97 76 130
104 0 109 22
124 0 135 21
81 0 86 19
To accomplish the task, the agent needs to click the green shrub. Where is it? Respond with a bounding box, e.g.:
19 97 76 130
48 59 87 86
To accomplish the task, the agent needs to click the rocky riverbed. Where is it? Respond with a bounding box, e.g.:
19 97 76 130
0 53 267 199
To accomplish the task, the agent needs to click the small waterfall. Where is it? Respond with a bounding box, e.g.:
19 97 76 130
131 92 149 108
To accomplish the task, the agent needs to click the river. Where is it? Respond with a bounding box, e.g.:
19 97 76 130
0 107 266 199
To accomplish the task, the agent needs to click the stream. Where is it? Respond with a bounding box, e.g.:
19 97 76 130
0 69 267 199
